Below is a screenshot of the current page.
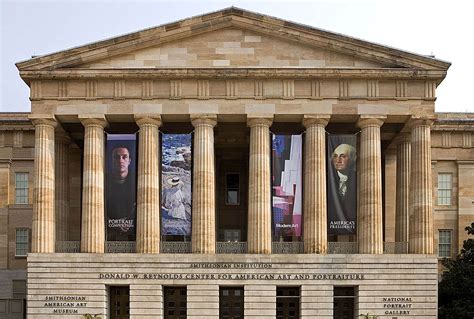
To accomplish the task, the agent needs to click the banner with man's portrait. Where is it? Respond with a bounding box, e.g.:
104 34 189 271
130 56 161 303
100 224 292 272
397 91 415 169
327 135 357 235
161 134 192 236
271 134 302 238
105 134 137 241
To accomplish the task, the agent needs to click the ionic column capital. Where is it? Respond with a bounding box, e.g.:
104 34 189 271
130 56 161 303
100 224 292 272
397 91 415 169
79 115 108 128
357 115 386 129
302 114 330 128
190 114 217 127
134 114 162 127
247 116 273 128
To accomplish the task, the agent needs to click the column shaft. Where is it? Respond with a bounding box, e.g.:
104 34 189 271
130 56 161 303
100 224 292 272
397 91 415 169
357 117 384 254
80 118 107 253
55 132 70 242
31 118 57 253
395 138 411 243
247 118 272 254
136 116 161 253
409 120 433 254
303 116 329 254
191 115 216 253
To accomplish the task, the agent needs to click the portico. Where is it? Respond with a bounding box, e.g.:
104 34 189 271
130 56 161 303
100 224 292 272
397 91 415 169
17 7 449 318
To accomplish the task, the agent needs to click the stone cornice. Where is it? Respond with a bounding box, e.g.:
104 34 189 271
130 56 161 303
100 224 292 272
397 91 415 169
19 68 447 82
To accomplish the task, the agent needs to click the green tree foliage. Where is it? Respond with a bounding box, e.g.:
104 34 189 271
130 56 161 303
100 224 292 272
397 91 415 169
438 223 474 318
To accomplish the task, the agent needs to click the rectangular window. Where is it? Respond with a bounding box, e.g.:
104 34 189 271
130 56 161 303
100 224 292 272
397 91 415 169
12 280 26 299
439 230 452 258
109 286 130 319
334 286 356 319
437 173 452 205
276 287 300 319
15 173 29 204
219 287 244 319
225 173 240 205
15 229 29 257
164 286 187 319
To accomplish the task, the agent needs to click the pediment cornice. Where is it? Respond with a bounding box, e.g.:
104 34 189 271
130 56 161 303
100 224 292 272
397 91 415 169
16 7 450 73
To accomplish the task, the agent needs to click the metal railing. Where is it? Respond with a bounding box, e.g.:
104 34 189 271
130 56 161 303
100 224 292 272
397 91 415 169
56 241 80 253
383 242 408 254
106 241 136 253
55 240 409 254
272 242 304 254
160 242 192 253
216 242 247 253
328 242 358 254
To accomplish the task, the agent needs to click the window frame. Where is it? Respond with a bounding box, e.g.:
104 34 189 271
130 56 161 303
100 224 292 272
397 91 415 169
14 172 29 204
438 229 452 258
219 286 244 319
276 286 300 319
437 173 452 206
163 286 187 319
225 172 240 206
15 228 29 257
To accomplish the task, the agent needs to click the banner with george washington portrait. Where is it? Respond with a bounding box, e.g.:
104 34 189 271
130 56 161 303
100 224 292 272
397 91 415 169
327 135 357 235
105 134 137 241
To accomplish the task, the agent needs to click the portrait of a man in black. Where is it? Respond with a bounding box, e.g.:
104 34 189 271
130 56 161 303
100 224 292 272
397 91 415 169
106 144 137 241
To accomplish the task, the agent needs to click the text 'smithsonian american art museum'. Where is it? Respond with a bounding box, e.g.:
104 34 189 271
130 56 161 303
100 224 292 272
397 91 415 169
6 6 468 319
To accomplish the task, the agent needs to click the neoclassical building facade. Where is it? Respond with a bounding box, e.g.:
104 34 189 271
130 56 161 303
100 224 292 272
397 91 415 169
2 7 472 319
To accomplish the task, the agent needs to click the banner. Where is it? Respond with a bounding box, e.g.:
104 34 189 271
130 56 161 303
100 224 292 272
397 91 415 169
327 135 357 234
106 134 137 241
161 134 192 236
272 134 302 238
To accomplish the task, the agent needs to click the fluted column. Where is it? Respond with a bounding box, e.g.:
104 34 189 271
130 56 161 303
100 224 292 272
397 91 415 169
191 115 217 254
135 115 162 254
247 117 273 254
409 119 434 254
80 116 107 253
357 116 385 254
55 130 70 242
31 116 57 253
302 115 330 254
395 134 411 243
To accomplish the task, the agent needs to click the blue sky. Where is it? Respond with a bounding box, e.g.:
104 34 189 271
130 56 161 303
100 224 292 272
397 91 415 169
1 0 473 112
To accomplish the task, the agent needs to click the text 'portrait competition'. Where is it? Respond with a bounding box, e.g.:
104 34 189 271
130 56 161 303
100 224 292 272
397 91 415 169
106 134 137 241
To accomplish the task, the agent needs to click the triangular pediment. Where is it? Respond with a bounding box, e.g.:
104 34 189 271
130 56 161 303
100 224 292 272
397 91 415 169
16 7 450 72
78 27 388 69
